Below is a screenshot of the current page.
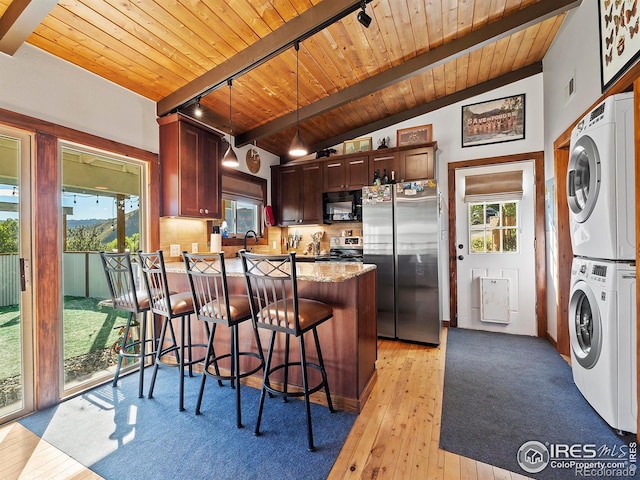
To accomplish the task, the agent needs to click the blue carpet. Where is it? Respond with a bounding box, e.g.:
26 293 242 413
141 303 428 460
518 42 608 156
440 328 638 479
19 368 355 480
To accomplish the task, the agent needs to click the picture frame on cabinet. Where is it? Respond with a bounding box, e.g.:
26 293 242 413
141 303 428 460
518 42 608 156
343 137 372 154
598 0 640 92
396 124 433 146
461 94 525 147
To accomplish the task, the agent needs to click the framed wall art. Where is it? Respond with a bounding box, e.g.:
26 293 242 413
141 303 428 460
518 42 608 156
598 0 640 92
343 137 372 154
396 124 433 146
461 94 525 148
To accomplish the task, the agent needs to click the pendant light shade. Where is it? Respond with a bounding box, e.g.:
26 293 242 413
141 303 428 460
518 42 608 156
289 130 308 157
289 41 308 157
222 79 239 168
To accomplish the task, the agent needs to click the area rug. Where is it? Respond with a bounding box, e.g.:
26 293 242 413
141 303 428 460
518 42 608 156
19 369 355 480
440 328 638 479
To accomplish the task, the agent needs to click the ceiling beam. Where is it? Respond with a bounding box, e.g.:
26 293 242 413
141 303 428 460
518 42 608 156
156 0 366 117
291 62 543 160
238 0 580 148
0 0 58 56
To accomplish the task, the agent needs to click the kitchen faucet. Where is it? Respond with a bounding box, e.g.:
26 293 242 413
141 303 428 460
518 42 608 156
244 230 259 252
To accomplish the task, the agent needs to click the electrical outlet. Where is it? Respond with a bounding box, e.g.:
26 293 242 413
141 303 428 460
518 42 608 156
191 242 198 253
272 240 276 249
170 244 180 257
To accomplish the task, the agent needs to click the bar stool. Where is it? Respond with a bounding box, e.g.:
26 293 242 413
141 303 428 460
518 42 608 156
183 251 265 428
99 251 156 398
240 250 335 451
138 250 202 412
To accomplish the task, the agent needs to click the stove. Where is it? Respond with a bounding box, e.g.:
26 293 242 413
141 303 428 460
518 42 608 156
328 236 363 262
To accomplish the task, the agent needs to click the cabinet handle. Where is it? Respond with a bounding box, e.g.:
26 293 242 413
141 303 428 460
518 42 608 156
327 163 341 168
199 208 204 214
204 208 209 214
373 156 394 161
349 160 364 165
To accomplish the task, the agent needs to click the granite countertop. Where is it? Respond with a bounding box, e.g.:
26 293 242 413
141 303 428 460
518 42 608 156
165 257 375 283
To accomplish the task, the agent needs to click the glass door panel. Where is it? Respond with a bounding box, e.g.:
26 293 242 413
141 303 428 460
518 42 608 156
0 128 34 422
60 145 145 395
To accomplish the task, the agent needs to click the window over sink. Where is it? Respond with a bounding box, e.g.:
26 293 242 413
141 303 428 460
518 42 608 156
221 169 266 237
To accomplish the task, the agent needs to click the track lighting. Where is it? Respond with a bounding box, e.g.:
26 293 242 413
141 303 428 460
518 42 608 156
289 41 308 157
357 1 371 28
222 79 239 168
194 97 202 118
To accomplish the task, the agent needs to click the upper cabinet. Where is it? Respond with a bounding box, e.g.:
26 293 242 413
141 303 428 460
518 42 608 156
323 156 369 192
272 162 323 226
398 146 434 181
158 113 221 218
369 143 436 183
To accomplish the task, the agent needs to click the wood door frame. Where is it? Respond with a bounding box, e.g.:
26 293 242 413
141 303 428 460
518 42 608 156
448 151 546 338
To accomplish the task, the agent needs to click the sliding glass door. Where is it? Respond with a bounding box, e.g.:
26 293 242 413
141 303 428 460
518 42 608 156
0 127 34 422
60 144 145 395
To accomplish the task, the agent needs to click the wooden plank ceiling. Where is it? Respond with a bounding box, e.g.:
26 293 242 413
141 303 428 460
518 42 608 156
0 0 579 160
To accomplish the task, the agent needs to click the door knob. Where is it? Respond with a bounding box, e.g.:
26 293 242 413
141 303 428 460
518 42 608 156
458 255 464 260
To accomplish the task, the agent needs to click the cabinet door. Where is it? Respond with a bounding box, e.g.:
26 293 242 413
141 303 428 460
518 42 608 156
178 122 202 217
200 131 220 217
399 146 434 181
302 163 323 223
369 152 398 183
346 156 368 188
323 160 346 192
277 166 302 225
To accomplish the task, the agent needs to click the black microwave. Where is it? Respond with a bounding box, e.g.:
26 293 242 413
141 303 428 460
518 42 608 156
322 189 362 223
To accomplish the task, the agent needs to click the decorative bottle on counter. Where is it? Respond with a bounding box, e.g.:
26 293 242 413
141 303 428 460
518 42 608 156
382 169 389 185
390 170 396 184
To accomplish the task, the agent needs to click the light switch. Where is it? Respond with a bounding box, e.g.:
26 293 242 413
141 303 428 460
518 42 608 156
170 244 180 257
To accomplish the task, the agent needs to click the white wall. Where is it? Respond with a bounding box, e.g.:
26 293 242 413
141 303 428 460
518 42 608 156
542 1 602 340
0 44 158 153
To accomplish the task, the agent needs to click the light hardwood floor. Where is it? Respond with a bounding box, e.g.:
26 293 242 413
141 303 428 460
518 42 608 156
0 328 531 480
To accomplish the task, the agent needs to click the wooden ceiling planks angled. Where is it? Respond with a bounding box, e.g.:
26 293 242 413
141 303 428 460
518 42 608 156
0 0 581 159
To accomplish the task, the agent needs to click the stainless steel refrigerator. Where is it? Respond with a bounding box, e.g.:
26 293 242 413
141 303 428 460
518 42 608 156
362 180 440 345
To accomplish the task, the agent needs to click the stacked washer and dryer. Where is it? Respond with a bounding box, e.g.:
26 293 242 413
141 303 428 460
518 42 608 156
567 92 637 434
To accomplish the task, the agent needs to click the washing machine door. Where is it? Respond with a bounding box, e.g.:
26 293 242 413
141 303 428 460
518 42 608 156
567 135 601 223
568 280 602 369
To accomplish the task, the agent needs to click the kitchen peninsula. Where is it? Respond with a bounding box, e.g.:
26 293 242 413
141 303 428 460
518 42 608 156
164 258 377 413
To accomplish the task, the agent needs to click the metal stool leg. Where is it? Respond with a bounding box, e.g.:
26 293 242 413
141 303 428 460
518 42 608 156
299 333 314 451
313 327 334 412
255 330 277 437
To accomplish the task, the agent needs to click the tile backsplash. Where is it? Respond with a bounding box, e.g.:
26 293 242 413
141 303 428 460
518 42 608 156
159 217 362 261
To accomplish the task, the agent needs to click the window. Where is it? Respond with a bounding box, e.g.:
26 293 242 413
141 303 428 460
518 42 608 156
469 201 518 253
220 170 267 238
222 198 260 236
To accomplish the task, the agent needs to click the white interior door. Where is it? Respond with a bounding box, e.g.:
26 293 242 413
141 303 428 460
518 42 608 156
455 161 537 336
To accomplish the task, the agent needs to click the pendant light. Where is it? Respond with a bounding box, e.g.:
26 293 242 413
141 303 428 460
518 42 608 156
289 41 308 157
222 79 239 168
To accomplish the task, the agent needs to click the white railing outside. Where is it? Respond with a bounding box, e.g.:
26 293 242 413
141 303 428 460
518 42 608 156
0 252 114 307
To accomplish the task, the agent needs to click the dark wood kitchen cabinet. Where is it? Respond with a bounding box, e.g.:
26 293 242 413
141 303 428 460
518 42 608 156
398 145 434 181
158 113 221 218
272 162 322 225
369 144 435 182
323 156 368 192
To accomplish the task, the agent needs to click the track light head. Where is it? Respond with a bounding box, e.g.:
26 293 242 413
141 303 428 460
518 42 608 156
194 98 202 117
357 5 371 28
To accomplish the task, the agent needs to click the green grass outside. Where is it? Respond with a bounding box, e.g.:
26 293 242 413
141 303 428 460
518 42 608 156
0 296 128 380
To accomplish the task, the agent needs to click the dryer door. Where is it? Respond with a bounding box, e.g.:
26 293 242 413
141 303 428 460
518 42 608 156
568 280 603 369
567 135 601 223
